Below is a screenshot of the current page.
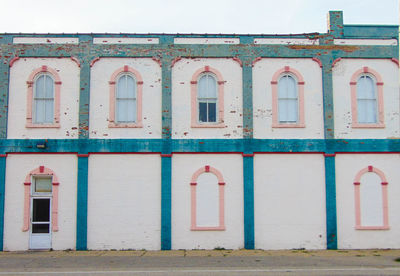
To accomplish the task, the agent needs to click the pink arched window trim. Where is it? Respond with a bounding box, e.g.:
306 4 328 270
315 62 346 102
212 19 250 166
108 65 143 128
191 66 226 128
271 66 305 128
26 66 61 128
190 165 225 231
353 165 389 230
350 67 385 128
22 166 60 232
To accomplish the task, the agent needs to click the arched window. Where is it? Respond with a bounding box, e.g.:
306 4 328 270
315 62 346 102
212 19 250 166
191 66 225 128
353 166 389 230
271 66 305 128
190 165 225 230
198 73 217 123
357 75 377 124
278 74 298 123
109 65 143 128
33 74 54 124
350 67 384 128
26 65 61 128
116 74 137 123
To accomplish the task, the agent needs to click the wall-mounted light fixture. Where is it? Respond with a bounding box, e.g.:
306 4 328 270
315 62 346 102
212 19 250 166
36 141 47 149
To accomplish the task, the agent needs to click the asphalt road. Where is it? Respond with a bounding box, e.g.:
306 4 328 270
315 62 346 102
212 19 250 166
0 249 400 276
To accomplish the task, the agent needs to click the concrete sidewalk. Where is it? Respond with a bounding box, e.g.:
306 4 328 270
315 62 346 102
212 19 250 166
0 249 399 276
0 248 399 257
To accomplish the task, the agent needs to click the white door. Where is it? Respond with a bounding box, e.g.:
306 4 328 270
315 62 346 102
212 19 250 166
30 197 51 249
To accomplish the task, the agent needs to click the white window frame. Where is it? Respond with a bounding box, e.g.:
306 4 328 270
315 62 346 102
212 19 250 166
277 73 299 124
197 73 218 124
115 73 137 124
33 73 55 124
356 74 378 124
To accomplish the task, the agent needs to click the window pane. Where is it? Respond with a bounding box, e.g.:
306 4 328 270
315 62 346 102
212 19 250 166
32 223 50 234
365 99 377 123
358 99 377 123
279 75 297 98
117 75 135 98
206 75 217 98
286 76 297 98
208 102 216 122
116 99 127 122
44 75 54 99
286 99 298 122
126 75 136 98
198 75 208 98
34 100 45 123
198 74 217 98
35 178 52 193
278 99 288 122
35 76 45 98
125 99 136 122
278 76 288 98
32 198 50 222
357 76 375 100
44 99 54 123
199 102 207 122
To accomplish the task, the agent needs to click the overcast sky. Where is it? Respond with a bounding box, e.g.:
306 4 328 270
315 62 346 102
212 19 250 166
1 0 398 34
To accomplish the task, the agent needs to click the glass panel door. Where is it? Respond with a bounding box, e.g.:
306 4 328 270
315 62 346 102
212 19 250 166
30 198 51 249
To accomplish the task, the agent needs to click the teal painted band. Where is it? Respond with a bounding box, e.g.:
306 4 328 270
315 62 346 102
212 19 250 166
76 156 88 250
161 156 172 250
1 139 400 153
243 155 255 249
324 155 338 249
0 157 6 251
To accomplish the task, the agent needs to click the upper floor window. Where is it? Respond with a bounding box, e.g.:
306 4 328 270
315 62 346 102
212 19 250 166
191 66 225 128
278 74 298 123
33 74 54 124
350 67 384 128
271 66 305 128
108 65 143 128
116 74 137 123
357 75 377 124
198 73 217 123
26 65 61 128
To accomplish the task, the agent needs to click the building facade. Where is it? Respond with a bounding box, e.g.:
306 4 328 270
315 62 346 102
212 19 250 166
0 11 399 251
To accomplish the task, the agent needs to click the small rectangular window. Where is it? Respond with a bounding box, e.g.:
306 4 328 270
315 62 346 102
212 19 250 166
34 178 52 193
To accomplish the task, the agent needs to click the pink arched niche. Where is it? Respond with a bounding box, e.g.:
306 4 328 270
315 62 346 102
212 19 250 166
108 65 144 128
190 165 225 230
190 66 226 128
353 165 389 230
26 65 62 128
350 67 385 128
271 66 305 128
22 166 60 232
